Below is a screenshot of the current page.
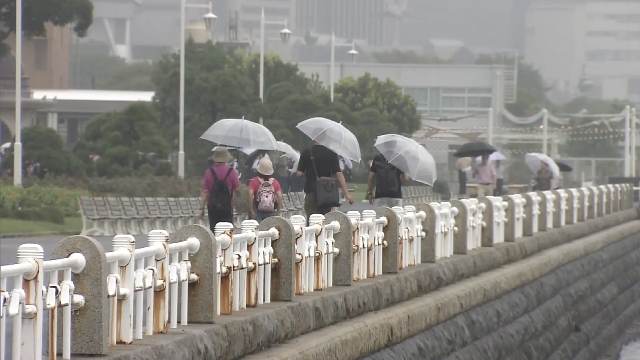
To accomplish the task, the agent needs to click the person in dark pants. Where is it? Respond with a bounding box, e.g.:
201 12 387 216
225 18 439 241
296 142 354 218
458 169 467 196
199 147 241 232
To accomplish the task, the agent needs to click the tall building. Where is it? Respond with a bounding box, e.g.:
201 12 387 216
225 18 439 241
525 0 640 102
296 0 386 46
3 23 71 89
230 0 293 39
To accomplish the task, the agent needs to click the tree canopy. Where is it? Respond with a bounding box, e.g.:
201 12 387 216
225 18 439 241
1 126 84 177
73 102 172 177
147 41 419 174
0 0 93 55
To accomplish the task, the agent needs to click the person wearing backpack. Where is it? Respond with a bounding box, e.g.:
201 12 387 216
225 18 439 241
248 157 283 221
199 146 241 231
366 153 409 207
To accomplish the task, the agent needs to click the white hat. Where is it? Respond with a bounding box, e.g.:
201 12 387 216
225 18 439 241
211 146 231 163
256 157 274 176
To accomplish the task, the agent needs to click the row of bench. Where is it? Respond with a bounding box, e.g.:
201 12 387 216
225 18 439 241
78 186 440 236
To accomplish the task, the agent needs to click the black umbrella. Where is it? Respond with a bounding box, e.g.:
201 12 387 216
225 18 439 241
453 141 497 158
555 160 573 172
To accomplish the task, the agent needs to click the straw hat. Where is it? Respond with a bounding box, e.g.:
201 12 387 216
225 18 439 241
256 157 274 176
211 146 231 163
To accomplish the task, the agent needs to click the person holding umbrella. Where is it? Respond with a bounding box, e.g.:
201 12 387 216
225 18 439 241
366 153 410 207
473 154 497 198
534 161 553 191
199 146 242 231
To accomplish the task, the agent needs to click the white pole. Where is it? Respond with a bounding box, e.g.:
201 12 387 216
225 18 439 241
330 32 335 102
542 108 548 155
624 105 631 176
259 8 265 125
632 108 637 177
13 0 23 186
487 107 493 145
178 0 186 178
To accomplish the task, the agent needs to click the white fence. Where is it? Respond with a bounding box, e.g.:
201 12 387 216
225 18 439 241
1 184 635 359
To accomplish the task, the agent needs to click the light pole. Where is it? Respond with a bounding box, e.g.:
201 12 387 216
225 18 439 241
178 1 216 179
330 32 358 102
542 108 548 155
13 0 23 186
259 8 291 125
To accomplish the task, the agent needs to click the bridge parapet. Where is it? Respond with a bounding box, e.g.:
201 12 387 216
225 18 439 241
0 184 635 360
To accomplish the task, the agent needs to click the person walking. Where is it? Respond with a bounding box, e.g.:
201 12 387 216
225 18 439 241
473 154 496 198
248 157 283 221
495 160 505 195
199 146 241 231
534 161 553 191
296 141 354 217
366 153 409 207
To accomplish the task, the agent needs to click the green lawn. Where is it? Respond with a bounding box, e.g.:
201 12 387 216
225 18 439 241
0 217 83 235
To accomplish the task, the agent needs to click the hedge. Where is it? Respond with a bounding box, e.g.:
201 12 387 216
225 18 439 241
0 176 250 222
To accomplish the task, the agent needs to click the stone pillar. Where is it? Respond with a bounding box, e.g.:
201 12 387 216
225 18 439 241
326 211 353 286
375 207 399 273
52 235 109 356
259 216 295 301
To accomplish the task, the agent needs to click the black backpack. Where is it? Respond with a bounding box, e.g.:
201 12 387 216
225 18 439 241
208 167 234 215
375 159 400 197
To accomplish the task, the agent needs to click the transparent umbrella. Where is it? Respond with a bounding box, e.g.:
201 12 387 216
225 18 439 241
374 134 437 185
276 141 300 161
525 153 561 179
296 117 361 162
200 118 278 150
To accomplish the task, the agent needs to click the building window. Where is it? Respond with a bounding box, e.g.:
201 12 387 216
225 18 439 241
429 88 441 109
34 38 48 70
403 87 428 106
441 88 466 95
441 96 465 108
586 50 640 62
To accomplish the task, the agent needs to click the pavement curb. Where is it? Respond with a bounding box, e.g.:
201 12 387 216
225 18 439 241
0 231 78 239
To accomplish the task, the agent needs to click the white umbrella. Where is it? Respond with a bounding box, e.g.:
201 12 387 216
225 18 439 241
276 141 300 161
201 118 278 151
475 152 506 162
374 134 437 186
525 153 561 179
296 117 362 162
212 146 255 155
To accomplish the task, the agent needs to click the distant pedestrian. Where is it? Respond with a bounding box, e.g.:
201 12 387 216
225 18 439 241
200 146 241 231
495 160 505 195
248 157 283 221
534 161 553 191
473 155 496 198
297 141 354 217
366 153 409 207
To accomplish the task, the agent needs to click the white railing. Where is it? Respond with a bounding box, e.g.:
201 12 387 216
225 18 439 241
1 244 86 360
1 184 634 359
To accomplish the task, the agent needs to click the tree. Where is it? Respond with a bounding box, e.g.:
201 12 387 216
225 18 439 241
152 40 261 175
0 0 93 55
372 50 449 64
1 126 84 177
476 54 555 117
243 52 314 98
73 102 172 177
333 73 421 135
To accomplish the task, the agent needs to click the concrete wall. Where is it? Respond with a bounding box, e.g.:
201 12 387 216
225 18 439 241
365 223 640 360
93 208 640 360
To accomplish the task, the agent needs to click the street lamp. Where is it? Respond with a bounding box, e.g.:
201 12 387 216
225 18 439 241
330 32 358 102
13 0 23 186
178 1 216 179
259 8 291 125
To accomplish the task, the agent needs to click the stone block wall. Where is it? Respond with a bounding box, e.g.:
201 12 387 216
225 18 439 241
363 231 640 360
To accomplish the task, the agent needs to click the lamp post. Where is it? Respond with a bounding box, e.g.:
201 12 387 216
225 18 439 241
178 1 216 179
542 108 548 155
259 8 291 125
330 32 358 102
13 0 23 186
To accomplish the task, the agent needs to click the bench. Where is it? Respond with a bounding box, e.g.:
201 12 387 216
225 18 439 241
79 194 305 236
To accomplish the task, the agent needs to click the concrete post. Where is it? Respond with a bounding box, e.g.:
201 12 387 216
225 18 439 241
417 202 439 261
259 216 295 301
448 200 470 253
375 207 399 273
52 235 109 356
326 211 354 286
